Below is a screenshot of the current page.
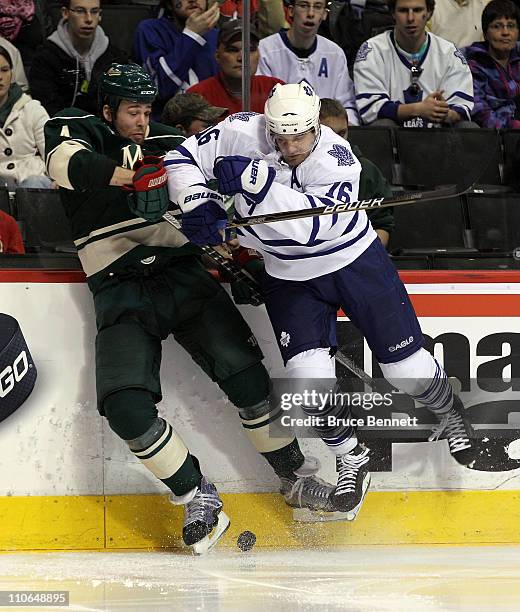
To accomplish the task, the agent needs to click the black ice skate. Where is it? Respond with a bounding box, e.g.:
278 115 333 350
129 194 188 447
280 456 352 523
428 396 477 467
170 476 230 555
331 445 371 521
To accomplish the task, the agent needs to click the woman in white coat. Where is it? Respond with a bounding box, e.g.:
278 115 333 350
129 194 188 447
0 45 51 189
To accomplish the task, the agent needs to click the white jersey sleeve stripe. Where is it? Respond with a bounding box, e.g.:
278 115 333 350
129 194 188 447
159 57 183 86
449 90 474 102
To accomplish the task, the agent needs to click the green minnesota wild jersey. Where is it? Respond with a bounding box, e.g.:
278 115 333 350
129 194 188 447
44 108 200 278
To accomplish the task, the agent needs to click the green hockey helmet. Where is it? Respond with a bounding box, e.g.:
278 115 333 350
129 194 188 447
99 63 157 111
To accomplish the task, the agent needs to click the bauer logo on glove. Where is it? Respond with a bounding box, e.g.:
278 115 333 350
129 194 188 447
213 156 276 205
123 156 169 222
177 184 228 246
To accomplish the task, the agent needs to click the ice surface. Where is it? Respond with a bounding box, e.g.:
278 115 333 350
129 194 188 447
1 546 520 611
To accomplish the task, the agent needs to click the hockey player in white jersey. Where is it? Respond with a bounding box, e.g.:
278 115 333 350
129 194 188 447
165 83 478 518
257 0 359 126
353 0 475 128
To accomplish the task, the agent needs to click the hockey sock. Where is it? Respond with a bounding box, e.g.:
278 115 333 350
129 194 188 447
223 363 302 474
286 348 358 456
301 397 359 455
261 439 306 479
379 348 453 414
238 399 295 455
127 417 202 497
103 389 201 496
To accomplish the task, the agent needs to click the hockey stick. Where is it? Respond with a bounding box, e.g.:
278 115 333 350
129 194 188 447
225 132 501 230
162 211 264 306
226 184 459 229
334 348 390 393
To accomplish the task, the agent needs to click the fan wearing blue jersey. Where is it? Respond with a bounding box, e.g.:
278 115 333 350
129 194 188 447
134 0 220 117
353 0 477 128
165 83 478 518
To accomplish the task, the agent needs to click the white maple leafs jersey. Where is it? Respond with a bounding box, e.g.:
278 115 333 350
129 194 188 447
353 31 474 127
165 112 377 281
257 31 359 126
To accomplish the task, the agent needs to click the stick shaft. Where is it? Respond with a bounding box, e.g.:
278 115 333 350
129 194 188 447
227 185 459 229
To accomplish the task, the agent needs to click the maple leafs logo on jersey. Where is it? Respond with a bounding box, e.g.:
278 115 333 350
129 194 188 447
229 112 258 122
280 331 291 348
454 48 468 66
303 83 314 97
355 41 372 63
328 144 355 166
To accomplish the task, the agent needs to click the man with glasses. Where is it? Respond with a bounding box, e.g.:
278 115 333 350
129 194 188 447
257 0 359 125
354 0 476 128
29 0 127 116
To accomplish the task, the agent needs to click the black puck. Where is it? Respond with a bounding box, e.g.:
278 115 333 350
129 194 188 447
237 530 256 551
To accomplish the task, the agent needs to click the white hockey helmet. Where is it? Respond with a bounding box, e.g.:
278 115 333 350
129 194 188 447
264 82 321 147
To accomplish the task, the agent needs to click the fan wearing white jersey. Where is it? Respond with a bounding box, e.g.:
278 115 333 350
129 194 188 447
354 0 476 128
165 83 478 517
257 0 359 126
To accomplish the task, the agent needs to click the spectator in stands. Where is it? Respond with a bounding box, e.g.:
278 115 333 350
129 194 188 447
0 45 51 189
464 0 520 128
134 0 220 117
0 37 28 91
0 208 24 254
0 0 53 70
162 91 227 136
258 0 288 38
325 0 394 72
354 0 476 128
187 19 283 115
257 0 359 124
428 0 490 48
319 97 395 248
217 0 259 28
29 0 127 117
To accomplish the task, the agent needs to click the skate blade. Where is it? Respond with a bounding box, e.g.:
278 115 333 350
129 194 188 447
293 472 371 523
292 507 358 522
191 511 230 556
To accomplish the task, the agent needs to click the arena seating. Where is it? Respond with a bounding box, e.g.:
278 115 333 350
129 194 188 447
395 128 502 189
388 195 467 253
501 129 520 189
347 126 395 183
14 189 75 253
0 188 10 215
466 192 520 252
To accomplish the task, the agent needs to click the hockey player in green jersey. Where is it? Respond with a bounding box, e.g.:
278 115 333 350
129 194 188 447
44 63 337 554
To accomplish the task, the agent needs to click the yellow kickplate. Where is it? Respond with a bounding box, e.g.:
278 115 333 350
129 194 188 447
0 496 104 550
1 490 520 551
